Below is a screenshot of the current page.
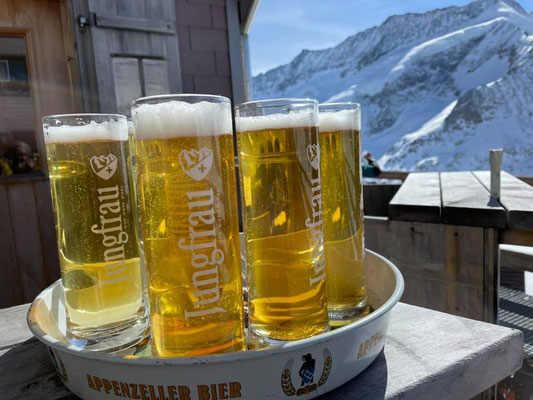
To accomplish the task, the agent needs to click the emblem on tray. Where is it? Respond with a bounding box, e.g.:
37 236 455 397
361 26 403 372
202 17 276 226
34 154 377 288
90 154 118 180
179 147 213 181
306 144 319 170
281 348 332 396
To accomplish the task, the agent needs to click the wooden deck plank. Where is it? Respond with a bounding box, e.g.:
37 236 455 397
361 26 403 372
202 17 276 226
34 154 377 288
0 185 24 308
473 170 533 230
440 171 507 228
388 172 441 223
0 337 77 400
33 180 61 284
7 183 46 303
0 304 33 349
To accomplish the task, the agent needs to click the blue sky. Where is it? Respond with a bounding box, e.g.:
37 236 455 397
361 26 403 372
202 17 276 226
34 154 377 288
249 0 533 75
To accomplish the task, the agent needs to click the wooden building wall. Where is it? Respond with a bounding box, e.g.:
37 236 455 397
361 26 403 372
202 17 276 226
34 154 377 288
364 217 490 321
0 177 60 308
0 0 80 308
176 0 233 98
176 0 255 103
0 0 253 308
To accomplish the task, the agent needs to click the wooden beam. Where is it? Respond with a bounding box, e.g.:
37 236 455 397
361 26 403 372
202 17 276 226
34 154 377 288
94 14 176 34
226 0 247 103
517 176 533 186
500 229 533 247
388 172 441 223
483 228 498 324
364 184 401 217
440 172 506 228
499 244 533 273
240 0 261 34
473 170 533 230
377 171 409 181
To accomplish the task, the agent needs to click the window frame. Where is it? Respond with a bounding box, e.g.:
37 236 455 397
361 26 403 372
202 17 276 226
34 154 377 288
0 28 47 179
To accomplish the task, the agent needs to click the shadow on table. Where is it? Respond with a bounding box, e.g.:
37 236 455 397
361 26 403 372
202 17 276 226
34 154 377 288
0 337 78 399
320 349 388 399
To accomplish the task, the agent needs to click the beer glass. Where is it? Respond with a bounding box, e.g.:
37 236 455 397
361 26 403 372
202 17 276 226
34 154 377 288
235 99 329 346
42 114 148 351
318 103 368 326
131 94 246 357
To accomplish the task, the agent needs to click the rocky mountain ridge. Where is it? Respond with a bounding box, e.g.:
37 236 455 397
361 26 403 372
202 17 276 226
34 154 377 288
252 0 533 174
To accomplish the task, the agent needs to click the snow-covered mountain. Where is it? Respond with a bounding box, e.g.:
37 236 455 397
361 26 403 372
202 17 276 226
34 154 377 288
252 0 533 174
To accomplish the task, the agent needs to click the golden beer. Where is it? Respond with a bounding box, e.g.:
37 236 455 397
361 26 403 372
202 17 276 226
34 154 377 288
132 96 245 356
236 100 329 344
43 115 147 350
127 123 143 245
319 104 368 326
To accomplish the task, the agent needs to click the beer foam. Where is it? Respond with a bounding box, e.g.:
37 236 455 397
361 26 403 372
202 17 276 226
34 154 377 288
236 112 317 133
132 100 232 139
45 119 128 143
318 109 361 132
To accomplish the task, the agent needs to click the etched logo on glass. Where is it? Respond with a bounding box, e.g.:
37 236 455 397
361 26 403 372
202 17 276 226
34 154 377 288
179 148 213 181
306 144 319 170
90 154 118 180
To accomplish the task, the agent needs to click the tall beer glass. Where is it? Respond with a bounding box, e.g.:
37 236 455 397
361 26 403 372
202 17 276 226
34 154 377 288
318 103 368 326
131 94 245 357
42 114 148 351
235 99 329 346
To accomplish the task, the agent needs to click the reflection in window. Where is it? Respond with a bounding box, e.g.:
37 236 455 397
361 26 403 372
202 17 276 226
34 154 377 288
0 35 39 176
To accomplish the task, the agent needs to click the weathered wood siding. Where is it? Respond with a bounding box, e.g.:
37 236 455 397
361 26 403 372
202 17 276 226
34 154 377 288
364 216 487 321
0 177 60 308
72 0 182 112
0 0 78 308
363 184 401 217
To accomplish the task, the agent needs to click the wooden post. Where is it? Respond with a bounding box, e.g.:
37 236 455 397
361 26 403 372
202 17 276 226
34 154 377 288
489 149 503 201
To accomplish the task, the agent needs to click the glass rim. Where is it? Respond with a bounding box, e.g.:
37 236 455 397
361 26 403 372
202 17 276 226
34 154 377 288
235 98 317 110
131 93 230 108
318 102 361 110
42 113 126 123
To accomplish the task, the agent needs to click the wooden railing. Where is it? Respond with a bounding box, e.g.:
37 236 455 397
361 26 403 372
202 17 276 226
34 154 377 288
374 170 409 181
374 170 533 185
518 176 533 186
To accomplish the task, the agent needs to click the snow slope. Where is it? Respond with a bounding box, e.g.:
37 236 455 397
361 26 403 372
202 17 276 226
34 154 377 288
252 0 533 175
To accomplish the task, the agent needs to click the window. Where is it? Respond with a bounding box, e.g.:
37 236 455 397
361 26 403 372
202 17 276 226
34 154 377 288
0 35 39 176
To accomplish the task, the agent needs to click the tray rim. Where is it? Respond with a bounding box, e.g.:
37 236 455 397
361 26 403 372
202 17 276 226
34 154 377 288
27 248 404 365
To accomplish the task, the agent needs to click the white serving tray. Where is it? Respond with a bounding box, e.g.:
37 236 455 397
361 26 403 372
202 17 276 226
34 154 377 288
28 249 403 400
